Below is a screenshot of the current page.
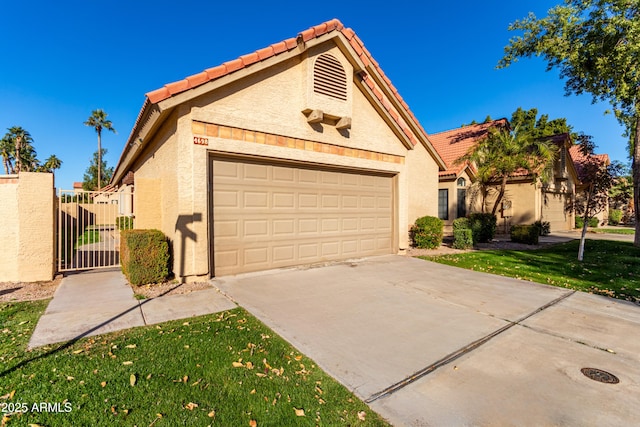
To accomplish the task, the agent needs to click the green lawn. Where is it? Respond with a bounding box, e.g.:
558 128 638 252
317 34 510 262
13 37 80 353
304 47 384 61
589 227 635 235
1 301 389 426
421 240 640 303
75 229 101 248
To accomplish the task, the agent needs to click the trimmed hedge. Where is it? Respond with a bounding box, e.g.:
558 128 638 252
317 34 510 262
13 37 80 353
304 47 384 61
453 228 474 249
452 217 471 232
510 225 539 245
575 216 599 229
469 213 497 243
121 229 170 285
608 209 622 226
410 216 443 249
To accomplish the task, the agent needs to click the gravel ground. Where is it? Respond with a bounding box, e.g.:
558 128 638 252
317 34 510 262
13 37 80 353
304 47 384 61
0 276 62 303
131 280 214 299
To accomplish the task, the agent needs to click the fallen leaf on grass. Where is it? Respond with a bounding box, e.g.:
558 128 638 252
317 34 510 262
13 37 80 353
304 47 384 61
208 410 216 418
72 349 84 354
294 408 305 417
130 374 136 386
232 362 244 368
184 402 198 410
358 411 366 421
0 390 16 400
249 420 257 427
125 344 137 349
122 361 133 365
100 381 107 388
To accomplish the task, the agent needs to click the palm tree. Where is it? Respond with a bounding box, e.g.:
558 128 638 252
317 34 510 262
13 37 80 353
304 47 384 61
84 109 116 190
458 125 558 215
0 135 14 174
39 154 63 173
3 127 36 173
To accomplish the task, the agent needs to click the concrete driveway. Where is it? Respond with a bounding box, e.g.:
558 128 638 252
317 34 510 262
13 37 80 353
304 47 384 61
215 255 640 426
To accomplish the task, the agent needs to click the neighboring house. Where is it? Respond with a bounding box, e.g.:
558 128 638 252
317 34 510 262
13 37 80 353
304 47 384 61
569 144 611 225
110 19 446 280
428 120 507 231
430 122 579 233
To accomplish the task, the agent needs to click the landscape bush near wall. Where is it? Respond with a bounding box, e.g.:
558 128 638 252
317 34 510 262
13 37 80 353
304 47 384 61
121 229 170 285
0 173 55 282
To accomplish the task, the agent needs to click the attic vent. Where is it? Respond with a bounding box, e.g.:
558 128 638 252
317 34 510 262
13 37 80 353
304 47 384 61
313 54 347 101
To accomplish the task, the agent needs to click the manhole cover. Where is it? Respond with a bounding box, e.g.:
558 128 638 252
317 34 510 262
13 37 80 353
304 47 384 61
581 368 619 384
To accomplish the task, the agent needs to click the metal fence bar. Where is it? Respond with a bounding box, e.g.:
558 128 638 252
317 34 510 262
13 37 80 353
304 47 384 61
57 188 134 272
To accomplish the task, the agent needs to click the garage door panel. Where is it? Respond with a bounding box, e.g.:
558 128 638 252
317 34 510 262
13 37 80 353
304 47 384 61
542 192 570 232
213 158 394 276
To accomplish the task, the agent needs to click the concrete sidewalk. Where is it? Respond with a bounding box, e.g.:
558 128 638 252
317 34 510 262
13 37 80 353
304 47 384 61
28 269 236 348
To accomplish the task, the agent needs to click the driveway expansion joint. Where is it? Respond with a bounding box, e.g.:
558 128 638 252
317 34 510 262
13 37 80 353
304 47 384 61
364 290 576 404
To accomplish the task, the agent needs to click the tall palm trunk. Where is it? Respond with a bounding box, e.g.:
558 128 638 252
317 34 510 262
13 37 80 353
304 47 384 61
15 135 22 173
97 130 102 190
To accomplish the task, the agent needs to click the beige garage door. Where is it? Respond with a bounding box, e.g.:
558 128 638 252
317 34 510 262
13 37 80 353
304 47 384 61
542 191 570 232
212 157 394 276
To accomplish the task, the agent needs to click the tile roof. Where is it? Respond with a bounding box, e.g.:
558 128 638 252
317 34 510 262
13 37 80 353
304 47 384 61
569 144 610 182
144 18 425 148
429 119 508 177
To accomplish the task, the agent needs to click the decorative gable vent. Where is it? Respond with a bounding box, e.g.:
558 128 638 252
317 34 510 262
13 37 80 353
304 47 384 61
313 54 347 101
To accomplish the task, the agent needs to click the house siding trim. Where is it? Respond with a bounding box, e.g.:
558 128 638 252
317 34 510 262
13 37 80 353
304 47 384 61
192 121 405 165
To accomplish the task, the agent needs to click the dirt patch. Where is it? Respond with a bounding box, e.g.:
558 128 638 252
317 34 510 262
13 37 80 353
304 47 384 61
130 281 214 299
0 276 62 303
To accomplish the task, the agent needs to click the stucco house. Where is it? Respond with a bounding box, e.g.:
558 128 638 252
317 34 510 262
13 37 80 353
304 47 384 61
110 19 446 281
429 121 579 233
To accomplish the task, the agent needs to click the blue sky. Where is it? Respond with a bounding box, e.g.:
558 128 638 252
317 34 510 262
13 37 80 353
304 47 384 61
0 1 630 190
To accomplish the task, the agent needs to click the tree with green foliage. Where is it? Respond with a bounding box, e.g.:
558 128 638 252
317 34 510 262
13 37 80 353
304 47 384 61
3 126 38 172
457 125 558 215
498 0 640 245
84 109 116 190
510 107 574 139
568 135 621 260
38 154 63 173
1 127 63 175
0 136 14 174
83 148 114 191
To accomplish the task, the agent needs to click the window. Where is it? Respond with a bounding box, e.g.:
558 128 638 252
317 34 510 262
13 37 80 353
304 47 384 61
457 188 467 218
457 177 466 187
313 54 347 101
438 189 449 220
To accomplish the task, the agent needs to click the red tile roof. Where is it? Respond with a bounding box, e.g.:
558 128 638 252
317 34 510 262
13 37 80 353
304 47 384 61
144 18 427 148
429 119 508 177
569 144 610 182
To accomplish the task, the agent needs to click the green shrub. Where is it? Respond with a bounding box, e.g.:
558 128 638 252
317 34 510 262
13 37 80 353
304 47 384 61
510 225 539 245
469 213 497 243
608 209 622 226
533 220 551 236
121 229 170 285
453 228 474 249
410 216 443 249
452 217 471 232
116 216 134 230
576 216 599 229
